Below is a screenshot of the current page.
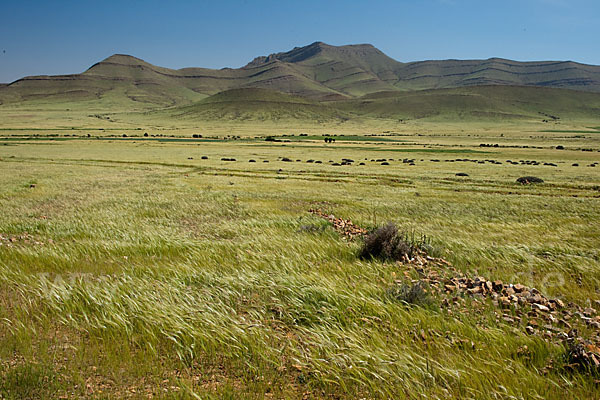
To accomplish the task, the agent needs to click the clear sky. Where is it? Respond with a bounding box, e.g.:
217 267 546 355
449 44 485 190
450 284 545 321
0 0 599 83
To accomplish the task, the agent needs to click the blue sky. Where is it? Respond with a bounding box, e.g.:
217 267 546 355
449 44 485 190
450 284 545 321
0 0 598 82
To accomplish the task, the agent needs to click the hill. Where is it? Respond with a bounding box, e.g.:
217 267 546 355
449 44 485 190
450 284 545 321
393 58 600 92
1 42 600 109
152 87 351 122
328 85 600 122
142 85 600 125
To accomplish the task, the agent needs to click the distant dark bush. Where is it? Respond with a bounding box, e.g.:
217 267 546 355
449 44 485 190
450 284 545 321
564 340 600 375
281 157 292 162
572 163 579 167
455 172 469 176
556 145 564 150
517 176 544 185
144 132 148 137
386 281 433 307
201 156 208 160
249 159 256 162
297 221 329 233
360 223 416 261
381 162 390 165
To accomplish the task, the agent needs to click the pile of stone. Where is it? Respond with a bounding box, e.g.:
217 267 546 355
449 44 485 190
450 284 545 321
400 253 600 373
0 232 48 247
311 210 600 373
308 209 367 240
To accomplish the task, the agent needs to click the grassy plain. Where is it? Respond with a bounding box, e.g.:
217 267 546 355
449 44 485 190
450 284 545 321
1 100 600 399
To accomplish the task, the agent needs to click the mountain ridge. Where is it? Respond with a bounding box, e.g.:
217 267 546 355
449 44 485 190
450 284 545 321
2 41 600 108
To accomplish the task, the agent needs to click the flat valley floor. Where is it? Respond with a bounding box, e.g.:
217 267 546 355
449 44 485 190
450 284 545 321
1 120 599 398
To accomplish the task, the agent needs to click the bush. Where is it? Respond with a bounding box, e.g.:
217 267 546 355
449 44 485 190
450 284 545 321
360 223 416 261
386 282 433 307
564 340 600 376
516 176 544 185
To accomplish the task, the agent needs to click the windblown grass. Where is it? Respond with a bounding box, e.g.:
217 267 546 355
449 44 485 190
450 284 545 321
0 129 599 398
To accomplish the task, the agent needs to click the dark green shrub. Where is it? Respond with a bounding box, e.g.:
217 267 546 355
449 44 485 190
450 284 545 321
360 223 415 261
516 176 544 184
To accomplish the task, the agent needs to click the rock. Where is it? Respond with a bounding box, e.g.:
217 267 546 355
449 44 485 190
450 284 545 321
558 319 572 329
514 284 526 293
528 294 544 304
492 280 504 291
551 299 565 309
468 287 482 295
484 281 493 292
584 307 597 317
532 303 550 312
526 326 535 335
544 324 561 333
587 320 600 329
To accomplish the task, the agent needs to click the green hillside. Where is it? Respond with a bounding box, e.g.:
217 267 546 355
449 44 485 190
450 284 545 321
141 85 600 125
329 85 600 122
154 87 351 122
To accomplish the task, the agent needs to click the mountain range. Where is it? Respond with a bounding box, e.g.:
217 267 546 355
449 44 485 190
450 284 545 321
2 41 600 109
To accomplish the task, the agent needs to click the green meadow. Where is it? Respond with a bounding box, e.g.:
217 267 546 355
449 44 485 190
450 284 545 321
1 91 600 398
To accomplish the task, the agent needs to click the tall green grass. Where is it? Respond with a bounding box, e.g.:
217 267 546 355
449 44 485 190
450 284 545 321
0 138 599 398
